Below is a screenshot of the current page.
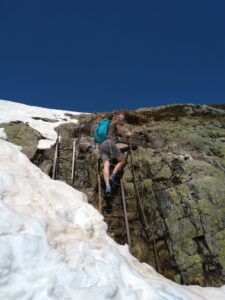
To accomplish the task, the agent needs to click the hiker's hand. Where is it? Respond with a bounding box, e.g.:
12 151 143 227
127 129 134 137
90 143 96 152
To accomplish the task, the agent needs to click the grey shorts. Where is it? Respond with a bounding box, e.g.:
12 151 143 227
99 139 122 161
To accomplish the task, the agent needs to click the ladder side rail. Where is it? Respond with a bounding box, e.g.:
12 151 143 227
97 158 103 213
71 138 77 185
120 178 132 251
52 129 59 180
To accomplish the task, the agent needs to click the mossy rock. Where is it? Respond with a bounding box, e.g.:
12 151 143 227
209 145 224 157
206 230 225 269
124 182 136 200
197 199 219 233
143 179 153 193
179 239 198 256
154 165 172 180
134 148 163 176
123 169 133 183
194 176 225 207
208 129 225 138
1 122 41 159
157 188 181 215
175 250 203 271
173 274 182 284
181 263 204 284
167 217 197 243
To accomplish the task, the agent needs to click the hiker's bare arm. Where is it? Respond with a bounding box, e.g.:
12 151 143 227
116 125 132 138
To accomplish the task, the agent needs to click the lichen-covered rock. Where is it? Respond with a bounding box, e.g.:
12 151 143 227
0 122 41 159
124 182 136 199
143 179 153 193
206 229 225 270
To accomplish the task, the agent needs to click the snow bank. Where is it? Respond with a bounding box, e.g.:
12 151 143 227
0 128 7 140
0 139 225 299
0 99 82 149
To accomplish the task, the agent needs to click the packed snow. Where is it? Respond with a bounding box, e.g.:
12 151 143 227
1 140 225 299
0 99 82 149
0 128 7 140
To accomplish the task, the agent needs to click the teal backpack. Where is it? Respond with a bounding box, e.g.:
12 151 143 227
94 118 110 143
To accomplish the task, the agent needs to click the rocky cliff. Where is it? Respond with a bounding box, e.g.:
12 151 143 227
2 103 225 287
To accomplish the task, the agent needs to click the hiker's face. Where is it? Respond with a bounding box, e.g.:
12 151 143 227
117 116 125 124
118 118 124 124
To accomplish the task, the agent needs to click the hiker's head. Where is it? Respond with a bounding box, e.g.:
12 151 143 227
116 114 125 123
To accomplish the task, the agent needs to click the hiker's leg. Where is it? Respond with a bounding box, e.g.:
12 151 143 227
112 154 124 175
103 160 110 187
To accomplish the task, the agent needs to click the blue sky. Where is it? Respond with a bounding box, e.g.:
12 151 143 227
0 0 225 112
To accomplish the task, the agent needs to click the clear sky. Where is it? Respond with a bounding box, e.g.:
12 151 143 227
0 0 225 112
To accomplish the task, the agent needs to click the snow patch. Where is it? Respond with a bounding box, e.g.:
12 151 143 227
0 138 225 299
0 128 7 140
0 99 83 149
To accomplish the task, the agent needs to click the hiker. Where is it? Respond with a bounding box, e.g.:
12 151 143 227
96 114 132 194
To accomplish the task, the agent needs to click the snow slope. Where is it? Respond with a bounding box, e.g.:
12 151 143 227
0 140 225 299
0 99 81 149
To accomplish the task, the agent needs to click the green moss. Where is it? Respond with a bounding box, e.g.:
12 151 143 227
123 170 133 183
213 230 225 269
176 185 190 201
143 179 153 193
184 263 204 284
166 210 182 230
2 122 40 158
124 182 136 199
199 181 225 206
126 197 137 213
179 239 198 256
167 188 181 205
208 129 225 138
209 145 224 157
175 250 203 271
167 218 197 242
197 198 215 215
154 165 172 180
173 274 181 284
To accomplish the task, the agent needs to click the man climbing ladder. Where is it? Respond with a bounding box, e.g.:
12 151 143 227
94 113 132 194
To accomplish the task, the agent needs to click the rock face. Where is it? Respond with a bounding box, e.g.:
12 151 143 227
1 122 41 159
2 104 225 287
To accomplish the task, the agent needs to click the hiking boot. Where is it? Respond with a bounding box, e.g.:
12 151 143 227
105 185 112 194
109 174 120 185
109 174 117 183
